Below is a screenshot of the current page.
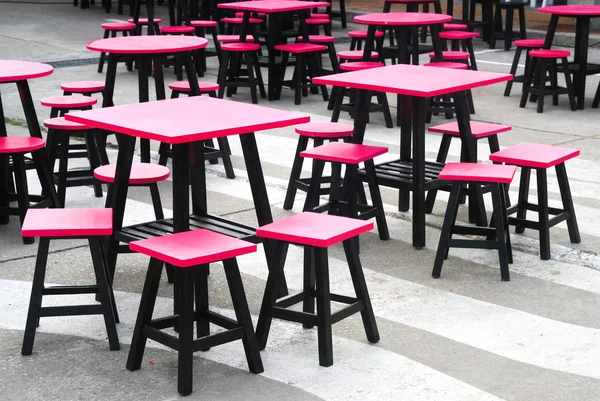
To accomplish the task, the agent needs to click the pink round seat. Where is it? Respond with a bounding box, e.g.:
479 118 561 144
221 17 263 24
439 162 516 184
311 13 330 19
44 117 92 131
514 39 545 48
440 30 480 40
428 121 512 139
217 34 255 43
128 18 162 24
295 122 354 138
101 22 136 31
220 42 261 52
275 43 327 53
429 50 470 60
305 18 330 24
423 61 468 70
339 61 385 71
191 20 218 27
348 30 384 38
529 49 570 59
160 26 195 34
41 95 97 108
297 35 336 43
94 163 170 185
338 50 379 60
168 81 220 93
0 136 45 154
61 80 105 93
443 23 468 30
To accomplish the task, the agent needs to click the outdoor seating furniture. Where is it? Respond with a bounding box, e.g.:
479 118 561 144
425 55 476 117
160 25 203 80
301 142 390 241
424 121 511 213
520 49 576 113
41 95 97 118
489 0 528 51
313 64 512 248
306 17 332 36
490 143 580 260
126 229 264 396
439 30 480 70
327 0 347 28
255 212 379 367
275 43 329 105
443 23 468 30
61 80 106 97
162 81 235 179
328 61 393 130
20 208 120 355
466 0 494 42
0 137 58 244
217 42 266 104
296 35 339 75
190 20 219 70
97 22 136 73
283 122 354 211
44 117 106 207
424 61 468 123
348 30 384 51
128 17 162 35
338 50 380 62
504 39 545 97
539 5 600 109
382 0 443 43
221 16 263 34
432 162 515 281
218 0 330 101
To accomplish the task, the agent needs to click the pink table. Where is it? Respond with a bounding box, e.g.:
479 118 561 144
65 95 309 255
355 12 451 65
314 64 512 248
219 0 330 101
539 5 600 109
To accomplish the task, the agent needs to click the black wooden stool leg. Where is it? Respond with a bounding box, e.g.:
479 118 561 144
12 153 34 244
126 257 163 370
365 159 389 240
194 264 210 349
425 135 452 213
283 135 310 210
252 52 267 99
562 57 577 111
550 60 559 106
555 163 580 244
314 246 333 367
504 8 514 51
22 238 50 355
303 160 326 211
84 131 104 198
177 267 195 396
432 182 463 278
148 183 165 220
536 59 547 113
515 166 531 233
504 47 522 96
491 183 511 281
217 137 236 179
500 183 513 264
223 258 264 373
520 57 537 108
342 239 379 342
256 240 287 349
89 237 120 350
536 168 551 260
331 87 345 122
302 246 316 328
247 53 259 104
217 51 230 99
98 29 110 73
376 91 394 129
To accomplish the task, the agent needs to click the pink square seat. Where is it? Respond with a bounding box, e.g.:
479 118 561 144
296 35 336 43
21 208 113 237
295 122 354 138
0 137 45 154
489 142 580 169
428 121 512 138
169 81 220 92
300 142 388 164
160 26 195 34
275 43 328 53
439 31 480 40
94 163 170 184
305 18 330 24
256 212 374 248
439 162 516 184
129 229 257 268
41 95 97 109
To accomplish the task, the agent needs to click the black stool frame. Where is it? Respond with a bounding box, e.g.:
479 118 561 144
520 55 576 113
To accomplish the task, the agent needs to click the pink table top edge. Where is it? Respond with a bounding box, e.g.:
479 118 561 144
86 36 208 54
538 5 600 16
0 60 53 83
354 12 452 26
312 64 512 97
219 0 330 12
64 96 310 144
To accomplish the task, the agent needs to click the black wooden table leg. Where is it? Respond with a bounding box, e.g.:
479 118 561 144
574 17 590 110
398 95 412 211
102 55 118 108
412 96 428 248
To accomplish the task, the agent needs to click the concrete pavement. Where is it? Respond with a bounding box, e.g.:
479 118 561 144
1 2 600 400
